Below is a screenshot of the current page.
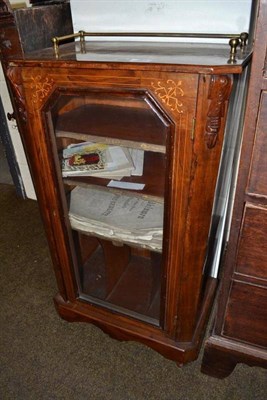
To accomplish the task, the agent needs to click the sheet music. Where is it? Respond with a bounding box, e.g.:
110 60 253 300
69 186 163 251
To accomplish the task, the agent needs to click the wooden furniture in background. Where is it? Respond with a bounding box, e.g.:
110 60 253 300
0 0 73 60
201 0 267 378
0 0 73 196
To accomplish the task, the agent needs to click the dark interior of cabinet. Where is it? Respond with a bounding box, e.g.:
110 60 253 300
74 232 162 323
56 103 168 146
51 91 169 147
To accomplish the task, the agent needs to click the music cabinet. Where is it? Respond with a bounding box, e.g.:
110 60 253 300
0 1 252 365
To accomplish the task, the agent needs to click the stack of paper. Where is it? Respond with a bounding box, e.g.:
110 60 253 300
62 141 144 179
69 186 163 251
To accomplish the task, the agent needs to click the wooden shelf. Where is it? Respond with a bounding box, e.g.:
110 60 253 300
57 130 166 154
71 225 162 253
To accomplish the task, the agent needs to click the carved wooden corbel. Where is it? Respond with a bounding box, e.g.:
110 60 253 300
6 66 27 123
205 75 233 149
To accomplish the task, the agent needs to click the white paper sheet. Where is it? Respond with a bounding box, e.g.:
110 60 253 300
107 180 145 190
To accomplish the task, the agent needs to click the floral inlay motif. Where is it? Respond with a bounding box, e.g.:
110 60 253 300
31 75 54 105
151 80 184 113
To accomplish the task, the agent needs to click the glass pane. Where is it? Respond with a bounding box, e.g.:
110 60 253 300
48 90 171 325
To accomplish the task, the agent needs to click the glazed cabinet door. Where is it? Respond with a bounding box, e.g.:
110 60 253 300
47 86 177 327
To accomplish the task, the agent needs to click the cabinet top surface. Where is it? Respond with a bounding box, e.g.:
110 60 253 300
12 40 252 73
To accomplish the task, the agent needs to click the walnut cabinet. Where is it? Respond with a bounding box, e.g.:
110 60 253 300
0 10 252 364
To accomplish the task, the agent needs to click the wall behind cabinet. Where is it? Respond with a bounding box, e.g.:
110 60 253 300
0 64 36 199
71 0 252 41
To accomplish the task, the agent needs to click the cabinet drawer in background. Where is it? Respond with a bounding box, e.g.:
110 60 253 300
248 91 267 197
223 281 267 348
236 204 267 281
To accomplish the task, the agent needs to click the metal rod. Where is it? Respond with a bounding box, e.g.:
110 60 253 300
58 33 81 41
51 31 248 58
80 32 241 39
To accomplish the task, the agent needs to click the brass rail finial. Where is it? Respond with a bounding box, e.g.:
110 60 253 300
228 37 240 64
